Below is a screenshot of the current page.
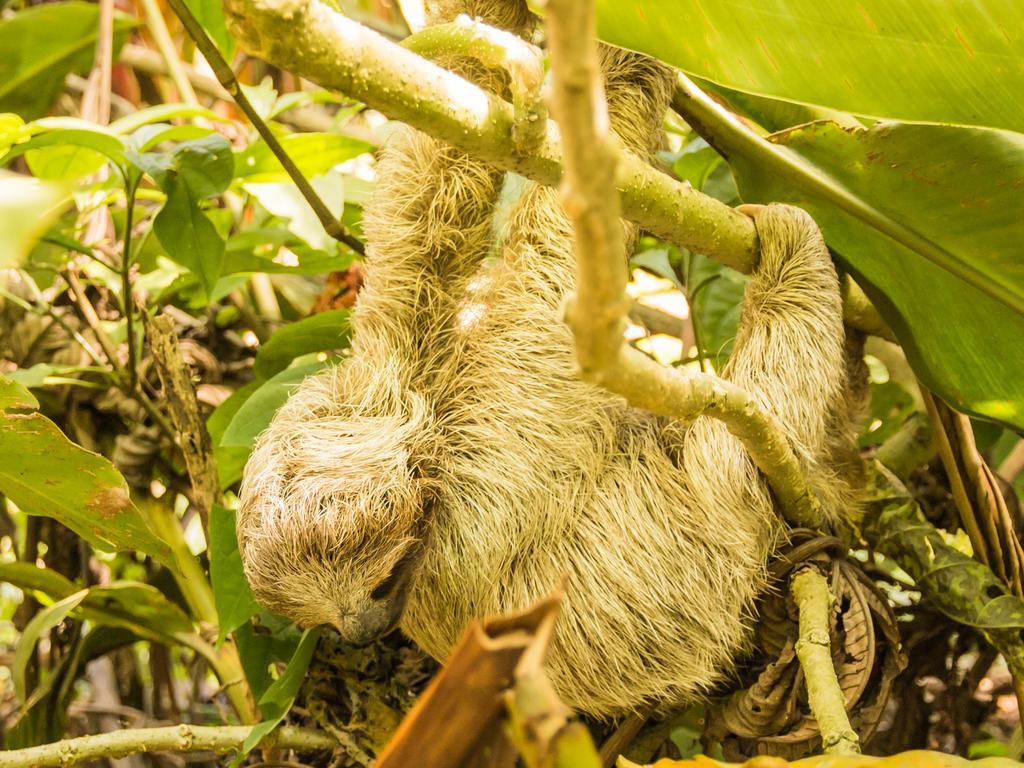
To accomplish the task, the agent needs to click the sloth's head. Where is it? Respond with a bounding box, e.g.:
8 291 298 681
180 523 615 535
236 358 434 645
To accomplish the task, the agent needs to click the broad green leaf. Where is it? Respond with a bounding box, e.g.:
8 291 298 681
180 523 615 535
221 360 331 448
0 171 69 269
688 255 747 365
0 372 38 410
222 231 355 276
234 628 320 764
245 171 346 251
25 144 107 182
254 309 352 379
75 582 194 639
153 175 225 299
0 410 171 564
13 591 88 701
729 120 1024 428
128 124 213 153
596 0 1024 132
0 113 26 155
210 504 261 643
0 563 194 641
234 133 372 182
0 562 76 601
0 2 136 119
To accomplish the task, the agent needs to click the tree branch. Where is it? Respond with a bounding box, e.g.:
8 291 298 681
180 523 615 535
0 724 336 768
221 0 757 269
543 0 822 529
790 567 860 755
219 0 889 337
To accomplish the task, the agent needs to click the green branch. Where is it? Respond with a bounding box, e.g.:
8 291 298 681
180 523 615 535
222 0 756 268
0 724 336 768
790 568 860 755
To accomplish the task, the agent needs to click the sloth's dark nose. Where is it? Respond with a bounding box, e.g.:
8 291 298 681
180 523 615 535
335 600 403 647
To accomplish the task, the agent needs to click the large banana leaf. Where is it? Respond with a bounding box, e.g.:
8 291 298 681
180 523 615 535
596 0 1024 132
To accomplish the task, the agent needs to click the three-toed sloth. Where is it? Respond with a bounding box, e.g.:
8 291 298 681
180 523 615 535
237 0 867 717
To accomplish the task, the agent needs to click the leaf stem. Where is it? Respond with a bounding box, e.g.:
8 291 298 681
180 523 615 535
121 178 139 393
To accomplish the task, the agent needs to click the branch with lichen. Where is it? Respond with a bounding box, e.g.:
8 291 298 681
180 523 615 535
0 725 336 768
219 0 885 337
790 567 861 755
542 0 821 529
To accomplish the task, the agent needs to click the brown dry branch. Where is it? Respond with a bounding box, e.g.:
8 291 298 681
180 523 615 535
375 595 564 768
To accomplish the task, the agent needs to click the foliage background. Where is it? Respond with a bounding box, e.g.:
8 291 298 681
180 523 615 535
0 0 1022 764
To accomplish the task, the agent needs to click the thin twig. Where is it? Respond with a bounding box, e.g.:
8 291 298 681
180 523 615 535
0 724 336 768
790 567 860 755
121 178 140 392
164 0 364 255
544 0 822 528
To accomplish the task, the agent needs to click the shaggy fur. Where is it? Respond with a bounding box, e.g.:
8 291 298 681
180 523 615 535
237 1 866 717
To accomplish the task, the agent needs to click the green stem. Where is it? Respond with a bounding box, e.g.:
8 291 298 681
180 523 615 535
145 501 259 724
0 724 336 768
121 178 139 393
165 0 364 255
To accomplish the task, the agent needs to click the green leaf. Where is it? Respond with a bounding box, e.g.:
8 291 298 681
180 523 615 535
171 134 234 199
222 230 354 276
596 0 1024 132
234 133 372 183
234 628 320 764
254 309 352 379
13 591 88 701
0 2 136 119
2 127 127 170
729 120 1024 428
153 175 225 300
0 562 77 602
689 256 747 364
0 372 38 410
183 0 235 58
0 410 172 564
110 103 222 136
210 504 261 643
0 171 69 269
221 360 331 448
209 380 262 489
245 172 346 250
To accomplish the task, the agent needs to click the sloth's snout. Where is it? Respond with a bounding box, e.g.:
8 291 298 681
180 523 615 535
334 596 404 647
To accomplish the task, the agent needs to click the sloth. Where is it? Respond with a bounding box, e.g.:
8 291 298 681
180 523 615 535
237 0 867 717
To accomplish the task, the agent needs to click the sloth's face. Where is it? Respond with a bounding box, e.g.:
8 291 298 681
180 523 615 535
236 476 428 643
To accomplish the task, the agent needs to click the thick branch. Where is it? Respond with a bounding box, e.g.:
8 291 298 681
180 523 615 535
544 0 821 529
0 725 336 768
790 568 860 755
223 0 755 270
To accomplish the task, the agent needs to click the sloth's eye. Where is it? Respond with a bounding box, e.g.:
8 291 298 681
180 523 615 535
370 547 418 600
